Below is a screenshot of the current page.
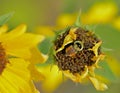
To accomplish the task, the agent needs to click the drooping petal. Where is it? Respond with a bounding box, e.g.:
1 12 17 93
38 65 63 93
89 41 102 57
28 64 45 81
89 76 108 91
63 66 88 83
19 81 40 93
56 28 77 53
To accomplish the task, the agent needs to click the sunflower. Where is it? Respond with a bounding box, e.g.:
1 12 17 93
0 24 46 93
53 25 108 91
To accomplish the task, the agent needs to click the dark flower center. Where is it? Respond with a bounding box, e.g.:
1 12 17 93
0 43 8 74
54 27 102 74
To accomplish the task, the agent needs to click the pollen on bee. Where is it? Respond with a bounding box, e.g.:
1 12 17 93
54 27 102 74
65 45 76 57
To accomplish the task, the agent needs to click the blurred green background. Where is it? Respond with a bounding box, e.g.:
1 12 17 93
0 0 120 93
1 0 119 30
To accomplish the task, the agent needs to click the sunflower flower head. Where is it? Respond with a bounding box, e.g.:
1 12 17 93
0 15 48 93
0 23 42 93
52 16 108 91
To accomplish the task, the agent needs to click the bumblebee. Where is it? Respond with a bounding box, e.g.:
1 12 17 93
65 41 83 57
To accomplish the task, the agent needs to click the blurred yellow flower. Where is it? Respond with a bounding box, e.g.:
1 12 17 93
106 55 120 76
38 65 63 93
47 2 118 28
0 24 46 93
56 13 77 28
35 26 55 37
81 2 118 24
112 17 120 30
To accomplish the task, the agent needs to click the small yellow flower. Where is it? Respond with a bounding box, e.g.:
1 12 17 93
0 24 46 93
53 26 108 91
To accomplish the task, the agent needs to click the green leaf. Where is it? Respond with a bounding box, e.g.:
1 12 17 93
0 12 14 26
74 11 82 27
54 26 70 36
95 61 116 82
37 36 56 66
95 24 120 51
38 37 53 54
84 24 97 32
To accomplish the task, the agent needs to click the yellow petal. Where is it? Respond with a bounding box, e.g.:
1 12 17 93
30 48 48 64
3 33 44 59
38 65 63 93
89 41 102 57
0 24 26 42
56 28 77 53
96 75 109 84
0 58 38 93
89 76 108 91
0 76 18 93
91 54 105 68
6 48 31 59
29 81 40 93
0 24 8 35
2 70 37 93
63 71 81 82
4 33 44 49
88 66 95 77
63 66 88 83
7 58 30 80
28 64 45 81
